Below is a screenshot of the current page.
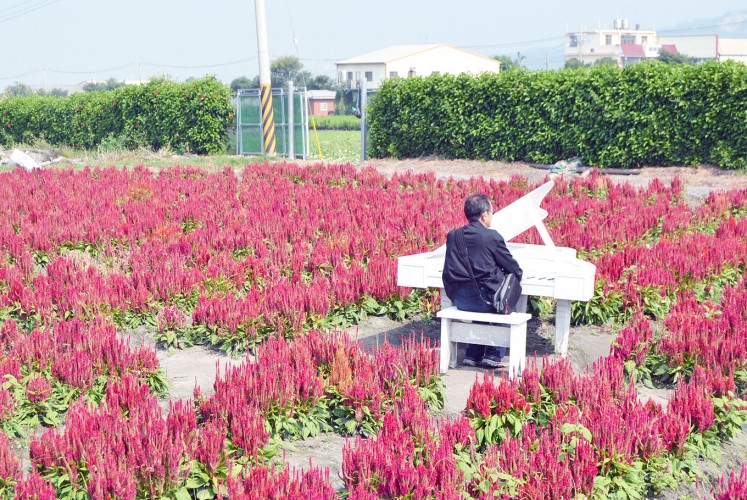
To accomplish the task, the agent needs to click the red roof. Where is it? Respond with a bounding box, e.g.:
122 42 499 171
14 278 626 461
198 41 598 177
621 44 645 57
661 44 679 55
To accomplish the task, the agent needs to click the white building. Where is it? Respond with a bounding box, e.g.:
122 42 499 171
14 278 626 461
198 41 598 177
567 19 656 66
565 19 747 67
336 44 501 89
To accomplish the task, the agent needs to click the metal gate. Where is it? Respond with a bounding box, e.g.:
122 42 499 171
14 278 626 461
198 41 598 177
236 86 308 158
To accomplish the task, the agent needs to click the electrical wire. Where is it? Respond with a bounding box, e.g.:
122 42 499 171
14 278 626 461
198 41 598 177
0 0 60 23
0 69 38 81
659 19 747 34
46 63 135 75
0 0 39 14
141 57 256 69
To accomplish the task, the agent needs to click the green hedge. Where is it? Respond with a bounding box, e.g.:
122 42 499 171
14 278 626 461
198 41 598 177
0 77 233 154
312 114 360 130
368 62 747 169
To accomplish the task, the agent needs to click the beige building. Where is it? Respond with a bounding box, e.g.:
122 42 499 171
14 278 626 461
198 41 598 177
336 44 501 89
720 38 747 63
657 35 719 63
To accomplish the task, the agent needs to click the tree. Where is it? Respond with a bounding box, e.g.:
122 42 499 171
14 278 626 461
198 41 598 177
492 55 518 71
564 58 586 70
270 56 303 88
657 51 695 65
307 74 337 91
4 82 33 96
230 76 259 91
82 78 125 92
36 88 68 97
593 57 618 66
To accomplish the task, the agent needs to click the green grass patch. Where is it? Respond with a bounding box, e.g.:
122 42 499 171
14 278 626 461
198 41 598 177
311 115 360 131
308 130 360 163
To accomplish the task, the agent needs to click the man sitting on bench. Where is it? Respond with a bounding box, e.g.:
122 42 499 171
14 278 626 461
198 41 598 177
442 194 524 367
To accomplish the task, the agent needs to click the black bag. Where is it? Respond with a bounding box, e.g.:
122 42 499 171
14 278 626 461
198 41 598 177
491 272 522 314
456 228 522 314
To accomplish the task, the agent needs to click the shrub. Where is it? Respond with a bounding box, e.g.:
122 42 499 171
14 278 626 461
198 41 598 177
312 115 360 131
0 77 232 154
368 62 747 169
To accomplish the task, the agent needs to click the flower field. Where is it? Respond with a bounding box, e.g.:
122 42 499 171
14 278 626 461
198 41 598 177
0 162 745 498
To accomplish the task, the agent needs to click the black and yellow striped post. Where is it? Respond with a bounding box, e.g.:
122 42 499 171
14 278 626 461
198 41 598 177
255 0 275 155
259 83 276 155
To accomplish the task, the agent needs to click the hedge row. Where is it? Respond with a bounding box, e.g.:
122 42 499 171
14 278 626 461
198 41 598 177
368 61 747 168
312 114 360 130
0 77 233 154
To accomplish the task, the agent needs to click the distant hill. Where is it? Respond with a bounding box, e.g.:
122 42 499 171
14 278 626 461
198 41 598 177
659 9 747 39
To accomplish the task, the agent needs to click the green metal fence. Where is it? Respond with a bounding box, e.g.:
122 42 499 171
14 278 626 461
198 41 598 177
236 87 308 158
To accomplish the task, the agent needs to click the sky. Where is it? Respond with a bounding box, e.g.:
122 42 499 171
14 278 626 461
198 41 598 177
1 0 746 88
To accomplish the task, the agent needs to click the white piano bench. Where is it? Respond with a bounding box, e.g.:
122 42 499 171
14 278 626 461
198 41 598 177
436 307 531 379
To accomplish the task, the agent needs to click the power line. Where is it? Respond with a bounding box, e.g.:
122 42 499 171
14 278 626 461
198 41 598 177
141 57 257 69
463 35 567 50
0 0 39 14
46 63 135 75
0 70 38 81
0 0 60 23
658 19 747 34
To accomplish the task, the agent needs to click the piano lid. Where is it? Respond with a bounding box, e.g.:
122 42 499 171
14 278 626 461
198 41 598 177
489 180 555 247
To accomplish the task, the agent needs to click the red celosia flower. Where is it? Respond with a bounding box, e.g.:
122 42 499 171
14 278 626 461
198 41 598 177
26 376 52 403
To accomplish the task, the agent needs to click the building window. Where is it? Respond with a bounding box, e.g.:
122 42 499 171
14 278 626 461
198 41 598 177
569 34 579 48
641 36 648 44
355 71 360 82
320 103 328 111
621 34 635 44
365 71 373 82
407 67 416 77
337 72 343 83
346 71 352 81
389 71 398 78
431 71 440 75
605 34 612 45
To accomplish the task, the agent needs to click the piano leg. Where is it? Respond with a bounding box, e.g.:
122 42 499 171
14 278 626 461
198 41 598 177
555 299 571 356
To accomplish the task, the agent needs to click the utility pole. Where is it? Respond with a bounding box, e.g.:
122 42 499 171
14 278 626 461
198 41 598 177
255 0 276 155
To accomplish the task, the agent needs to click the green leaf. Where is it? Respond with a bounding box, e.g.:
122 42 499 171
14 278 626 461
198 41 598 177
174 488 192 500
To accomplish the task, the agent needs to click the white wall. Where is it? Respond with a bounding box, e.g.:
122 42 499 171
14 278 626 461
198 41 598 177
336 46 500 89
336 63 386 88
386 46 501 79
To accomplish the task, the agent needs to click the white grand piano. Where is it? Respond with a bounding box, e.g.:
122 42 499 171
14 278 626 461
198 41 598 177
397 180 596 355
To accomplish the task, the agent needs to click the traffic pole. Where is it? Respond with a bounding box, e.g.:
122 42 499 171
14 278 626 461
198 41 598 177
255 0 276 155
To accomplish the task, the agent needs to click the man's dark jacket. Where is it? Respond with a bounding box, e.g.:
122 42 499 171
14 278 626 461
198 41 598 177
442 220 523 301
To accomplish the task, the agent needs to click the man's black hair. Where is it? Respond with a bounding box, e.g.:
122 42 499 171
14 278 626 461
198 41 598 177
464 194 492 221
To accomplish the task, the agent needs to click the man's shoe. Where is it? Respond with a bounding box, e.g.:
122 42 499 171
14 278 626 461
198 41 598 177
480 354 503 368
462 357 478 367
